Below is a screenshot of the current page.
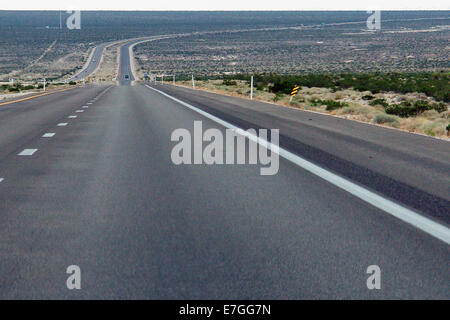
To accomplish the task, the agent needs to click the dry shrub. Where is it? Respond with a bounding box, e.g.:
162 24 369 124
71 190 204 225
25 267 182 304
401 117 427 132
336 104 376 118
373 113 400 126
333 92 344 100
422 119 448 136
422 110 440 120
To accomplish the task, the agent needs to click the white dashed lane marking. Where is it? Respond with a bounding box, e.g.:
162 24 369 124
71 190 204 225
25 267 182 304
57 123 68 126
76 110 84 113
83 106 89 109
18 149 38 156
68 116 77 119
0 178 4 183
42 133 55 138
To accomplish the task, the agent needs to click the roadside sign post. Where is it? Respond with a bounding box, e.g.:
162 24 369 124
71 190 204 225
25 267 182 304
290 85 300 104
173 75 175 85
250 75 254 100
192 75 195 89
43 78 46 91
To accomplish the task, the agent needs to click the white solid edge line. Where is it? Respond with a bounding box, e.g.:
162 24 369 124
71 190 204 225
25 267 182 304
145 84 450 245
18 149 38 156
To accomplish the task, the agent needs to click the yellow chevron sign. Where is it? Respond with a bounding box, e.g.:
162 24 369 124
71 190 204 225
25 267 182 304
291 85 300 96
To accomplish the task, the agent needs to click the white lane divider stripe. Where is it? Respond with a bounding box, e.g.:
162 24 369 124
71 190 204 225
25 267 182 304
42 133 55 138
145 84 450 245
76 110 84 113
18 149 38 156
0 178 4 183
57 123 68 126
68 116 77 119
83 106 89 108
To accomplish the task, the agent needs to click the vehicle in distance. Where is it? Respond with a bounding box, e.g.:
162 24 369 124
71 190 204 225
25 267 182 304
124 74 129 79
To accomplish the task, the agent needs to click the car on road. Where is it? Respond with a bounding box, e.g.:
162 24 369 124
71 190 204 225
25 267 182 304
124 74 129 79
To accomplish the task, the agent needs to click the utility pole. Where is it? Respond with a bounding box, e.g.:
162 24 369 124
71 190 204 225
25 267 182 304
173 74 175 85
192 74 195 89
250 75 254 100
43 78 46 91
59 11 62 29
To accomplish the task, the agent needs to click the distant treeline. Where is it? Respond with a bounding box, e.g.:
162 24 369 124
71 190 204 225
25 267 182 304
218 71 450 103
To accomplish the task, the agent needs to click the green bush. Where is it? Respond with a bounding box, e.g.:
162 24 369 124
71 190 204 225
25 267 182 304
255 82 265 91
324 100 348 111
385 100 434 117
273 92 284 102
222 79 237 86
369 98 389 108
385 103 415 117
373 114 399 124
310 98 347 110
432 103 447 113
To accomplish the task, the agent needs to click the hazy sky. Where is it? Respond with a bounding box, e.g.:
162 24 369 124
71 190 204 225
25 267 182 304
1 0 449 10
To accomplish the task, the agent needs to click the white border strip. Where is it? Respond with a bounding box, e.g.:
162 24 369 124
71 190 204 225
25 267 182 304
146 84 450 245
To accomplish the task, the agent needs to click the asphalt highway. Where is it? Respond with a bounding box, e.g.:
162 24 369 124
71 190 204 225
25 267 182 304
118 42 135 84
0 44 448 299
149 83 450 225
69 43 109 82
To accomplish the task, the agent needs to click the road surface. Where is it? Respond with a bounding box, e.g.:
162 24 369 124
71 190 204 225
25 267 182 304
69 43 109 82
0 42 448 299
118 41 135 84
